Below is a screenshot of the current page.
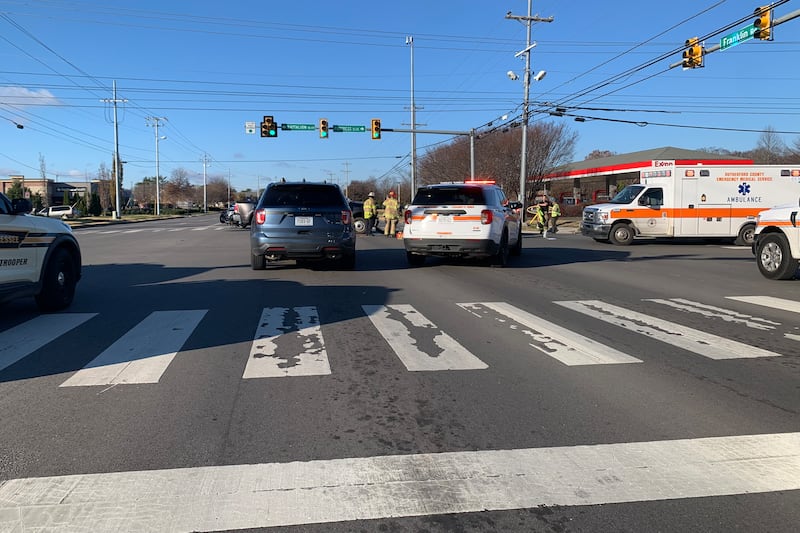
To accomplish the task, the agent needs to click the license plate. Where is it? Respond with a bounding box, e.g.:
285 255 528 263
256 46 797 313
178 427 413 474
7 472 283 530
295 216 313 226
438 215 453 224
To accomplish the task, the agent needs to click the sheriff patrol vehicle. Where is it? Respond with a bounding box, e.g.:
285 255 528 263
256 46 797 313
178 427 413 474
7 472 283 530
0 192 82 310
402 181 523 267
753 199 800 280
581 163 800 246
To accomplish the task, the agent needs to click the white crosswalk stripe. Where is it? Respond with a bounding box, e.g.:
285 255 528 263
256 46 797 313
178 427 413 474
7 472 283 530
556 300 783 359
243 306 331 378
363 304 487 371
60 310 207 387
459 302 641 366
0 313 97 372
2 295 795 387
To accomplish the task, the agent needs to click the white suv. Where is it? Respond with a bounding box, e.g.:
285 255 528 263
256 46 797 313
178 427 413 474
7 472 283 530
403 181 523 267
753 199 800 280
1 192 82 310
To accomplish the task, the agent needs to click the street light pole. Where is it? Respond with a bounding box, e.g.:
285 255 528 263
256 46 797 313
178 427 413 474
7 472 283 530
506 2 553 209
146 116 166 215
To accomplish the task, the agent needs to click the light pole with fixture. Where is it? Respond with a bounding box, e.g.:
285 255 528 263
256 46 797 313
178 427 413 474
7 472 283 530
506 2 553 209
147 116 167 215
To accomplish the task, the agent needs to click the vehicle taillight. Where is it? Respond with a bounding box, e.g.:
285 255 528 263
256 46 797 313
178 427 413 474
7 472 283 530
404 209 412 225
255 209 266 225
481 209 493 224
234 204 239 213
341 210 351 224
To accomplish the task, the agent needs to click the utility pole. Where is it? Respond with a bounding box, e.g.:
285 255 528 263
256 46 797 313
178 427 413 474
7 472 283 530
201 153 211 213
146 116 166 215
101 80 127 219
506 3 553 209
406 36 418 196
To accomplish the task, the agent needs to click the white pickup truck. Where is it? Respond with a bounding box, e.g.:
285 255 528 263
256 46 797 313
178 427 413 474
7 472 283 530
753 199 800 280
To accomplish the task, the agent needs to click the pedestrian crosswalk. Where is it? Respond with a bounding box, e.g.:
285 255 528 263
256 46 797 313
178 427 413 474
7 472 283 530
0 296 797 387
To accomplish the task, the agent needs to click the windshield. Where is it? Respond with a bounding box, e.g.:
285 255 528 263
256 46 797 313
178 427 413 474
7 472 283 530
609 185 644 204
412 186 487 205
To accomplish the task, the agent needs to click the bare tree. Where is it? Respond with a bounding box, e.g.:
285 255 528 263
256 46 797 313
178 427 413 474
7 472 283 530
753 126 787 164
584 149 616 160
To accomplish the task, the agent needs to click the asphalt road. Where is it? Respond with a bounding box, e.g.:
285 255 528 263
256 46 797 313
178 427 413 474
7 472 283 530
1 214 798 532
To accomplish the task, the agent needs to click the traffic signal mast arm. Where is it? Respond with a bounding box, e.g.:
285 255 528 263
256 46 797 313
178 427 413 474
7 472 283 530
669 5 800 70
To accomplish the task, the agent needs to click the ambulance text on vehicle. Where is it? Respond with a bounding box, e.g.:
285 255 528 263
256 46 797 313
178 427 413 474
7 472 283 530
580 163 800 246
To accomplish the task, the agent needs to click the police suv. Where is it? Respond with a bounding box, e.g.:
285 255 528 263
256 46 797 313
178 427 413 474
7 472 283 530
753 198 800 280
402 181 523 267
0 192 82 310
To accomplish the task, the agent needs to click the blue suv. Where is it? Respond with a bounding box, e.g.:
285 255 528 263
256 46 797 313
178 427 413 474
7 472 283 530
249 182 356 270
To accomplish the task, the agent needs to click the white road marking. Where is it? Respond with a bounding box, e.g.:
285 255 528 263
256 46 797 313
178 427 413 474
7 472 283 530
646 298 780 331
60 310 206 386
243 306 331 378
0 314 96 372
557 300 782 359
459 302 641 365
1 432 797 532
363 304 487 371
726 295 800 315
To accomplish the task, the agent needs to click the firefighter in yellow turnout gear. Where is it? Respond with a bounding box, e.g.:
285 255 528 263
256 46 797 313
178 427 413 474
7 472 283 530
382 191 400 237
363 192 377 235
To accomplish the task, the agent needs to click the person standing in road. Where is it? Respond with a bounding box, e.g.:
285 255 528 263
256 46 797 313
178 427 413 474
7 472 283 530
548 197 561 234
364 192 377 235
382 190 400 237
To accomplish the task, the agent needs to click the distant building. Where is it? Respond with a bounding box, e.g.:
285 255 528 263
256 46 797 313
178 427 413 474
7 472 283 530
1 176 103 205
538 146 752 205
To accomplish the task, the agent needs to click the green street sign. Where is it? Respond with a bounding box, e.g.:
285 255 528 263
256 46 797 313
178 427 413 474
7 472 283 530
280 123 316 131
720 24 755 50
332 125 366 133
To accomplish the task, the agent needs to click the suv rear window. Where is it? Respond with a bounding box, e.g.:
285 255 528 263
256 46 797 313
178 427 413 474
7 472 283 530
261 184 345 208
412 186 487 206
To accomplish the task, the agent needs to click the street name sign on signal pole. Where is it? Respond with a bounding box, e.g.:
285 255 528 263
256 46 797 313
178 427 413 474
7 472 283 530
332 125 366 133
720 24 756 50
280 123 316 131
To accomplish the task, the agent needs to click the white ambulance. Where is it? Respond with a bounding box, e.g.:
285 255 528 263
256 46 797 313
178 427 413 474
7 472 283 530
580 162 800 246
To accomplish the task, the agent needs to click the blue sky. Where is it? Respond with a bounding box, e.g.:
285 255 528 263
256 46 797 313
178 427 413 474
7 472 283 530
1 0 798 194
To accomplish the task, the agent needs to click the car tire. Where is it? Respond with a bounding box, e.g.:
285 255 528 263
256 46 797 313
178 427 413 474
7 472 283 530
510 226 523 256
609 223 634 246
406 251 426 267
251 253 266 270
735 223 756 247
756 233 799 280
35 247 77 311
353 217 367 234
491 231 509 267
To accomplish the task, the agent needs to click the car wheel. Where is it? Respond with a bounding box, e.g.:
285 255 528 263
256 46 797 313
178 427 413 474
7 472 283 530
609 223 634 246
510 226 523 256
756 233 799 280
406 251 426 267
735 223 756 247
251 253 266 270
491 231 509 267
353 217 367 234
35 247 77 311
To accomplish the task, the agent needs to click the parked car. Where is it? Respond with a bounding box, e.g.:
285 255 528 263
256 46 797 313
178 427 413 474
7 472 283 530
348 200 368 234
219 205 234 224
249 182 356 270
1 192 82 310
37 205 81 219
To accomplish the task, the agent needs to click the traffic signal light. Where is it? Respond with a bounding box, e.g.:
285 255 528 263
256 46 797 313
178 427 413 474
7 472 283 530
754 6 772 40
682 37 703 69
261 115 277 138
319 118 329 139
371 118 381 140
